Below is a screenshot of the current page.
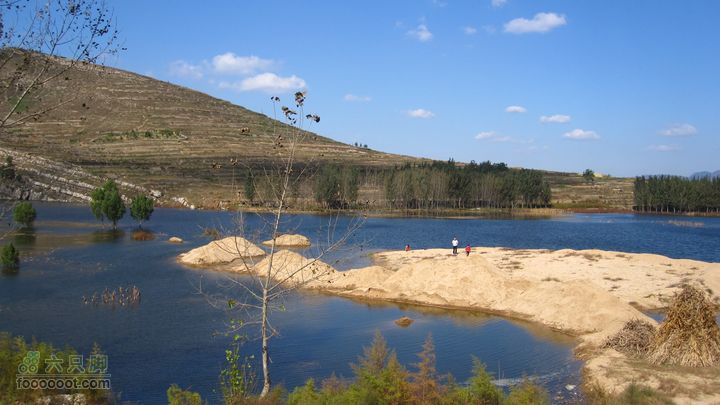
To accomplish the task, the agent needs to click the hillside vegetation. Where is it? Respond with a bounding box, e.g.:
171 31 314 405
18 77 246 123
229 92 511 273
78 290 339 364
0 49 633 211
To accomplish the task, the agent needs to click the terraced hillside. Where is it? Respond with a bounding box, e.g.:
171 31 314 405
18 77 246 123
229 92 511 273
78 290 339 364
1 49 634 210
0 49 422 207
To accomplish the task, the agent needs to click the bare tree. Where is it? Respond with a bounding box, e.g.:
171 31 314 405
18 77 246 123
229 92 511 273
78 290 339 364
0 0 119 130
199 93 365 399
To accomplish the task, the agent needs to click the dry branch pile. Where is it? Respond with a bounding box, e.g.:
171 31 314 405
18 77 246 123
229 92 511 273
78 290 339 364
604 319 656 358
648 285 720 367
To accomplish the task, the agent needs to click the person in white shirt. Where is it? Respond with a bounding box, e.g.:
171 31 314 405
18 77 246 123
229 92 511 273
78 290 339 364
452 237 459 255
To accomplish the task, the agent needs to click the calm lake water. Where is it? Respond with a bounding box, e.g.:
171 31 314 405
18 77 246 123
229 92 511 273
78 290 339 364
1 203 719 403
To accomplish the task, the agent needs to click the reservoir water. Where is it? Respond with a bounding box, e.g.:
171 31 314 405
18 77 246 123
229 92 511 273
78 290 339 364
1 203 719 403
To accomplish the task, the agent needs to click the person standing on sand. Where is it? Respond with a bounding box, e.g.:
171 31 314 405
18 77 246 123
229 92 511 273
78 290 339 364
452 237 459 255
405 244 411 252
465 245 471 256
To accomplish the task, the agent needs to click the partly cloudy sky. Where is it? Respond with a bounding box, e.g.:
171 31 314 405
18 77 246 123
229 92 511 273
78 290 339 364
112 0 720 176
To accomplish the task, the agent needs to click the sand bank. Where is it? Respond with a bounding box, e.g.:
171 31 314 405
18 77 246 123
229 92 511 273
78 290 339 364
183 245 720 401
177 236 265 265
262 234 311 248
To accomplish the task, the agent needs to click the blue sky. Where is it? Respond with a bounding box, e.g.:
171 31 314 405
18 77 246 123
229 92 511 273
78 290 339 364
108 0 720 177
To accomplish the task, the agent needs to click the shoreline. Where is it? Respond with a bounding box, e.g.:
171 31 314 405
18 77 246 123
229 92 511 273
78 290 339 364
178 242 720 402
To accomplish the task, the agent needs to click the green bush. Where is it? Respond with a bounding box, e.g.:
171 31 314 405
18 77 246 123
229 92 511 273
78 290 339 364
1 243 19 270
12 202 36 227
505 379 550 405
617 383 674 405
0 332 109 403
167 384 203 405
462 357 504 404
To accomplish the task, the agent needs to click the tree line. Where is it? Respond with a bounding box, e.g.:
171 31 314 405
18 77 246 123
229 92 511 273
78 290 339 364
304 159 552 211
248 160 552 211
382 160 551 210
634 175 720 213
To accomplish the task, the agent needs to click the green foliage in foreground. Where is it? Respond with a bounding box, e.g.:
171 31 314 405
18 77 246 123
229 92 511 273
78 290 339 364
0 332 109 403
168 384 203 405
286 332 549 405
587 382 675 405
1 243 20 270
12 201 37 227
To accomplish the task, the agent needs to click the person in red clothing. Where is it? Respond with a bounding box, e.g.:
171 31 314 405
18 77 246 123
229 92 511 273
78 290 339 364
405 244 411 252
465 245 471 256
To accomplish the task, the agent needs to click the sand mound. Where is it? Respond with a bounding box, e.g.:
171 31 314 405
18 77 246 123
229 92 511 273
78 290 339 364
249 250 336 288
262 234 311 247
322 249 651 335
648 285 720 367
603 319 656 358
178 236 265 265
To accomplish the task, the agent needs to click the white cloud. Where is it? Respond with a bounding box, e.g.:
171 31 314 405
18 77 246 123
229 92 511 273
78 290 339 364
211 52 274 75
169 60 203 79
407 108 435 119
463 26 478 35
475 131 524 143
220 73 307 93
504 12 566 34
563 129 599 140
540 114 571 123
659 123 697 137
492 0 507 7
648 144 681 152
407 24 433 42
505 105 527 113
344 94 371 102
475 131 496 140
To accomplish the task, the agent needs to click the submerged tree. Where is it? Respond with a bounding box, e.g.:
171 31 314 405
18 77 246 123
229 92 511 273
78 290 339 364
1 243 20 271
90 180 125 229
12 202 36 227
130 195 154 228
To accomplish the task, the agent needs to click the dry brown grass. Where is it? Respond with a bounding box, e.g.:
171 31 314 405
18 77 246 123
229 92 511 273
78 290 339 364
603 319 656 358
131 229 155 241
648 285 720 367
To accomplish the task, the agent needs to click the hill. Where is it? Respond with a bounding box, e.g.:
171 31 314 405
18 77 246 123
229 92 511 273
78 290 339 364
0 49 633 210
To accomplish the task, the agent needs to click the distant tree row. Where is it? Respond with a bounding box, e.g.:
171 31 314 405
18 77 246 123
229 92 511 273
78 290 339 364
314 165 360 209
634 175 720 213
247 160 551 211
383 160 551 210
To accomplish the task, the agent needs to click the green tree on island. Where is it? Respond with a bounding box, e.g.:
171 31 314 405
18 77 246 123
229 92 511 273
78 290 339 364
90 180 126 229
130 195 154 228
12 202 36 227
583 169 595 184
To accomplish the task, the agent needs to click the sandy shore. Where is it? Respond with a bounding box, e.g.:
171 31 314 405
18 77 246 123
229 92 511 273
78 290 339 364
182 243 720 401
